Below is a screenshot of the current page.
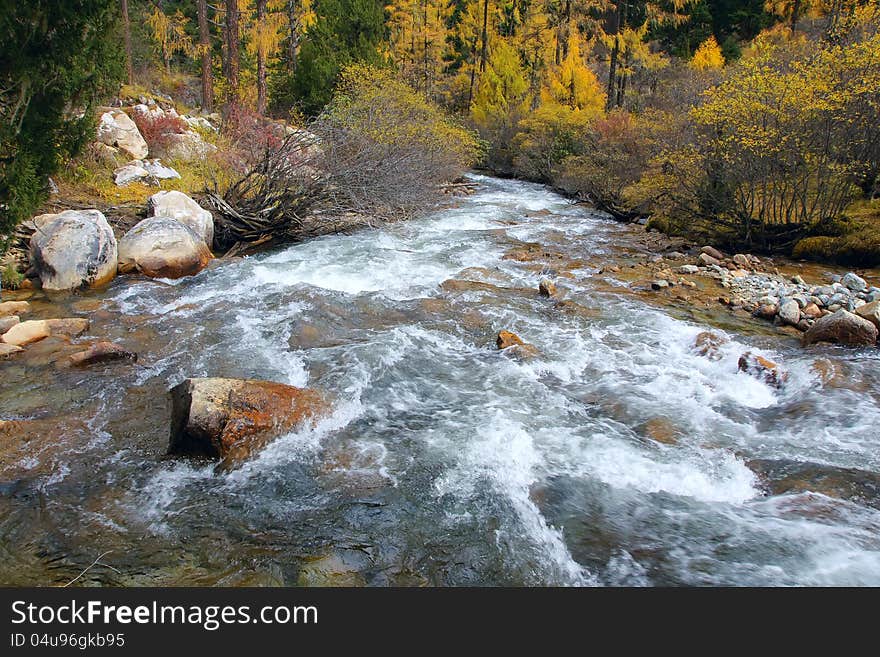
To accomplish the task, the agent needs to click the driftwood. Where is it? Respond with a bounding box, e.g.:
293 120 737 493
204 131 326 252
204 114 466 253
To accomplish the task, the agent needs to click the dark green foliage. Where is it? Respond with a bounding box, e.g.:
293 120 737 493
651 0 777 60
272 0 386 116
0 0 122 238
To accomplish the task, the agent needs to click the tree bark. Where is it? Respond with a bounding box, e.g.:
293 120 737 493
561 0 571 61
790 0 801 32
121 0 133 85
256 0 267 114
479 0 489 72
605 0 627 110
287 0 299 76
225 0 240 105
197 0 214 112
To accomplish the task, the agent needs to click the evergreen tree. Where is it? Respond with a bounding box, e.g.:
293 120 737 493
278 0 386 115
0 0 122 238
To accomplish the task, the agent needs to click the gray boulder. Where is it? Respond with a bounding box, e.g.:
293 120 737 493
96 109 148 160
29 210 117 290
148 190 213 248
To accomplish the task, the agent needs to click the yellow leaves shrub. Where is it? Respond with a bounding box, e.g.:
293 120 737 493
690 36 724 71
329 64 483 174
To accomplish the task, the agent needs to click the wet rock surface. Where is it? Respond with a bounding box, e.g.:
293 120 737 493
169 377 328 469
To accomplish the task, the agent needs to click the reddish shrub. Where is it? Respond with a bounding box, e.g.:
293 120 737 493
132 109 188 152
221 103 285 167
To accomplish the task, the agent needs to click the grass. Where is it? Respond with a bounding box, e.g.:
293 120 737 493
1 260 24 289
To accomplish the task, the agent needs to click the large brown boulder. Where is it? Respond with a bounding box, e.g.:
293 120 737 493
855 300 880 331
169 378 328 468
118 217 212 279
29 210 118 290
802 309 878 347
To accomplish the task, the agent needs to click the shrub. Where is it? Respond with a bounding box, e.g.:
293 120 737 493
208 64 483 250
131 108 189 153
314 63 484 215
554 110 667 220
1 259 24 289
646 15 880 249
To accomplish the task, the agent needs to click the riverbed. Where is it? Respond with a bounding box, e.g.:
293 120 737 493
2 174 879 586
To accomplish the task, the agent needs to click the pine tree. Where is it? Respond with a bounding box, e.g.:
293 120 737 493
0 0 122 237
285 0 386 114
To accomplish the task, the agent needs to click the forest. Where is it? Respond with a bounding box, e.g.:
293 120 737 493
1 0 879 263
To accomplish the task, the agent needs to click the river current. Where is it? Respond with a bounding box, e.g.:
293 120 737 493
2 174 879 586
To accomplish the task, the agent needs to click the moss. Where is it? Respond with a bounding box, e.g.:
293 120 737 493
792 200 880 266
645 216 672 233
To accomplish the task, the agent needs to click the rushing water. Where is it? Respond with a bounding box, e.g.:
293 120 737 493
2 174 880 586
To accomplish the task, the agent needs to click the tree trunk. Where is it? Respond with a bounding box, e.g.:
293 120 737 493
605 0 627 110
287 0 298 76
561 0 571 61
468 38 477 108
256 0 267 114
423 0 429 94
480 0 489 72
197 0 213 112
225 0 240 105
121 0 133 85
790 0 801 32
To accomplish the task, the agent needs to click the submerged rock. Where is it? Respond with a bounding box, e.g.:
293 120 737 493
538 279 557 298
802 309 878 347
738 352 787 388
69 341 136 367
639 417 682 445
29 210 117 290
692 331 728 360
168 377 328 468
46 318 90 338
748 458 880 509
118 217 212 279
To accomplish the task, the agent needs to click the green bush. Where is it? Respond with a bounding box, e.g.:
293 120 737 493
0 0 122 238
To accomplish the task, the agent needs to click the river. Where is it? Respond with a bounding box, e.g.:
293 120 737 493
2 174 880 586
